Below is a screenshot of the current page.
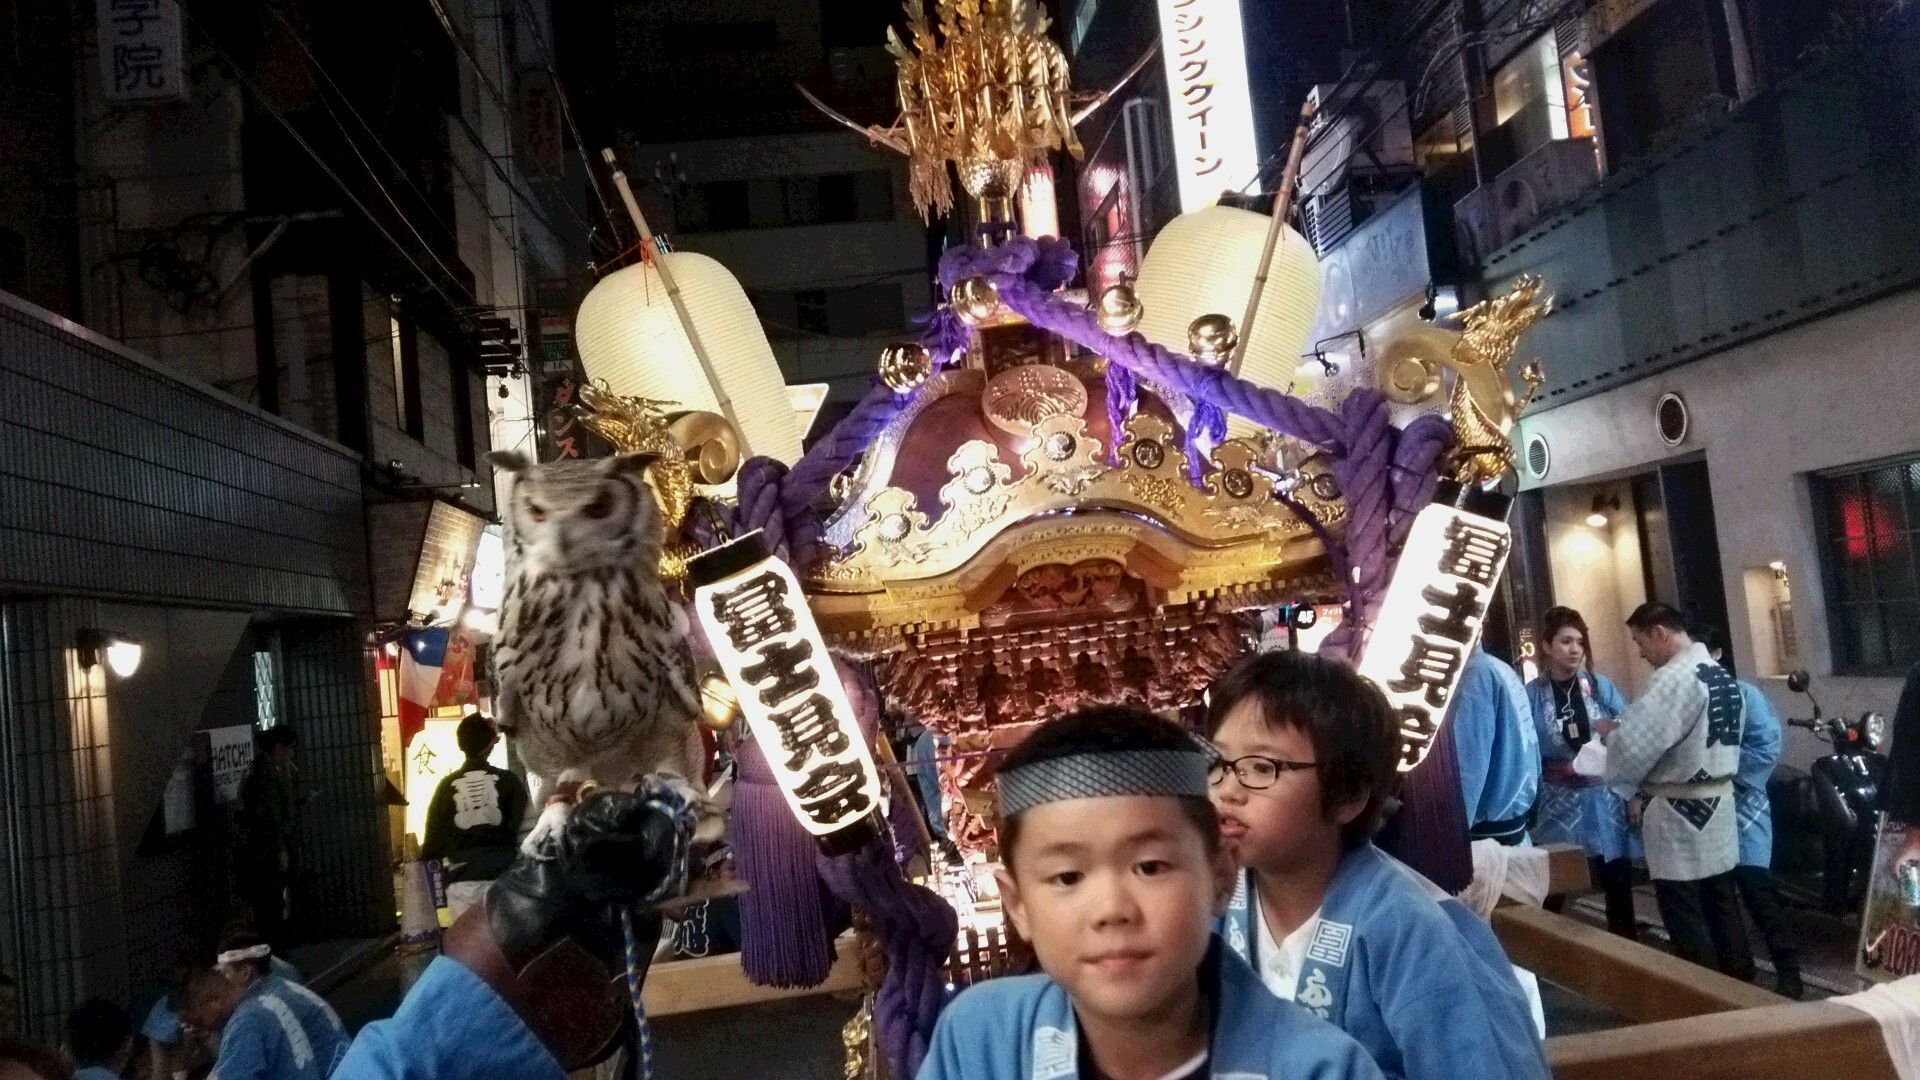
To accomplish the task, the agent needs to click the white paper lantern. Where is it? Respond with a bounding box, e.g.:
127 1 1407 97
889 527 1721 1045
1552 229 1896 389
1135 205 1324 440
575 252 805 463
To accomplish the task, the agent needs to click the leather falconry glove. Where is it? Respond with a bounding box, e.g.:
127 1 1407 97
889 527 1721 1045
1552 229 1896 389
442 783 694 1070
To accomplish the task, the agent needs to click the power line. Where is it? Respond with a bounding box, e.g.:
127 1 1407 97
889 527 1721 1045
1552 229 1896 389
176 0 479 316
417 0 612 246
508 0 621 246
263 2 507 257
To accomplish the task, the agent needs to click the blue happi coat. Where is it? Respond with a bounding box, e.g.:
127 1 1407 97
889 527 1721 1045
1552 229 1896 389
1736 680 1782 868
1219 845 1549 1080
211 974 348 1080
1451 650 1541 844
918 938 1382 1080
334 957 563 1080
1526 671 1641 862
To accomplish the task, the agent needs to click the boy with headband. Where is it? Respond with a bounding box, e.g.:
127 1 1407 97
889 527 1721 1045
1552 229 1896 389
919 705 1382 1080
1209 650 1548 1080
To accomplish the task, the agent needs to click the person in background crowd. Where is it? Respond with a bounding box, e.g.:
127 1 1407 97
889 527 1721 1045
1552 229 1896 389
66 1000 132 1080
1698 628 1802 998
1886 662 1920 825
1605 603 1753 979
239 727 304 950
0 972 17 1039
1526 607 1640 940
0 1038 72 1080
137 953 210 1080
183 934 344 1080
420 714 528 922
1450 648 1541 846
1209 650 1549 1080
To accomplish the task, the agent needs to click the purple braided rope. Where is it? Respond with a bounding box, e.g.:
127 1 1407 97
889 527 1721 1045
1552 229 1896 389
1388 414 1454 550
734 456 791 558
936 235 1077 292
783 380 908 519
991 273 1350 451
817 841 958 1080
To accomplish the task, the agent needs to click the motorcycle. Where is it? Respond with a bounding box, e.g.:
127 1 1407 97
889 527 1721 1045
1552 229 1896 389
1785 669 1890 910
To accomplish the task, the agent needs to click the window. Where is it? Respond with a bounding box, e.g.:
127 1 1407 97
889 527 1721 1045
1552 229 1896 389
679 172 894 232
390 309 424 440
1489 33 1569 168
1590 0 1736 169
750 283 907 338
1812 457 1920 675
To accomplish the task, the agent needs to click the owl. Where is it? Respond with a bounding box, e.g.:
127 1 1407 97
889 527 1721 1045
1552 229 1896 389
486 450 712 854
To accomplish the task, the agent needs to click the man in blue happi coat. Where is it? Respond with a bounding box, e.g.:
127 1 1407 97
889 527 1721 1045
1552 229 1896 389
182 939 344 1080
1451 649 1542 846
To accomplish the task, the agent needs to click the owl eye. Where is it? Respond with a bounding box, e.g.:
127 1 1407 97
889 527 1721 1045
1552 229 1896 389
582 492 615 520
527 503 547 522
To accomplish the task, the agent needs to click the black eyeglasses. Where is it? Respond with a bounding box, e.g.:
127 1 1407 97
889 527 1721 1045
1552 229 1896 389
1208 754 1318 790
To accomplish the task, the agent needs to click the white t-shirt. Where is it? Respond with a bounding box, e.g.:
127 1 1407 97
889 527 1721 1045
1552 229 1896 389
1252 892 1322 1002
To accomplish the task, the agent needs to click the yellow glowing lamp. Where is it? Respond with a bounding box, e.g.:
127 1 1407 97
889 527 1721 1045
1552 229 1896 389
574 252 805 464
1134 205 1323 440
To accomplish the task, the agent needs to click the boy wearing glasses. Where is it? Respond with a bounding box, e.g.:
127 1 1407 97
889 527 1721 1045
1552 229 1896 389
920 705 1382 1080
1208 651 1548 1080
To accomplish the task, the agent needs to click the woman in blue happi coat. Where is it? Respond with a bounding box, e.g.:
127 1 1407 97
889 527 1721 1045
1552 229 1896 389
1526 607 1640 939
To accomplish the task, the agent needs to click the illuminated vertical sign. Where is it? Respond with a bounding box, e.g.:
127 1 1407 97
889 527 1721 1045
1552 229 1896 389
1356 504 1513 772
692 532 882 837
1157 0 1259 212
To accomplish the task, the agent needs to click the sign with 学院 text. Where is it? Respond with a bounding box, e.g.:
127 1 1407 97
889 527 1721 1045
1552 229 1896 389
693 533 881 837
1356 503 1512 772
1156 0 1259 212
96 0 186 102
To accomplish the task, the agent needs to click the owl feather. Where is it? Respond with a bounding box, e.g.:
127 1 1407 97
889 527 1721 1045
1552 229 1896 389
486 450 712 853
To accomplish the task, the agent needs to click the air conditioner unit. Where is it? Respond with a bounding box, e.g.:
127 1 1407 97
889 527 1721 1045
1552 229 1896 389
1301 81 1415 196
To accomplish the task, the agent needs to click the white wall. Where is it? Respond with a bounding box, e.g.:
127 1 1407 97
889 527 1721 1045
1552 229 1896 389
1542 479 1651 698
1518 288 1920 768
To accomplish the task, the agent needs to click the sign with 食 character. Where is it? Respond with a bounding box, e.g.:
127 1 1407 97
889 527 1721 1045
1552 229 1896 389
1356 498 1513 772
691 531 882 839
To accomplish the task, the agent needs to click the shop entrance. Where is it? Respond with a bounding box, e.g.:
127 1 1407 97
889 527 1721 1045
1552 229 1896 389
1515 458 1731 697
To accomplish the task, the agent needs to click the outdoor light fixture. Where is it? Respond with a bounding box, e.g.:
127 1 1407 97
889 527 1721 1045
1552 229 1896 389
78 629 143 678
1586 492 1620 529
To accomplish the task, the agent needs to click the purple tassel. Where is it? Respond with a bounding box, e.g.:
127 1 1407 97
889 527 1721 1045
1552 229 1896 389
731 733 840 987
1104 364 1138 463
917 307 973 368
1184 401 1227 483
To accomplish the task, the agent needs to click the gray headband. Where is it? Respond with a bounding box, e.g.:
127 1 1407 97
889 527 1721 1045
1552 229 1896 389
997 749 1213 817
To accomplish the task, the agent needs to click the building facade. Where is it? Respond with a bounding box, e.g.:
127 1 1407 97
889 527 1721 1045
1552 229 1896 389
0 0 582 1037
559 0 935 420
1309 0 1920 765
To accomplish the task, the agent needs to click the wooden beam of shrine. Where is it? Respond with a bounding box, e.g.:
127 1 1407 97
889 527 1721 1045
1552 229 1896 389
1491 905 1785 1023
1545 1000 1896 1080
1533 843 1591 900
643 937 863 1018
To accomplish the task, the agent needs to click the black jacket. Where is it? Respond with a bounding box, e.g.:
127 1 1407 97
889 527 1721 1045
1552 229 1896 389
1885 663 1920 825
420 760 529 882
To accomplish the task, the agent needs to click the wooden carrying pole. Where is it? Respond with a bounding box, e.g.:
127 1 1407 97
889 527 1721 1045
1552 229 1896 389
1229 98 1317 376
599 148 744 439
1546 1000 1897 1080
